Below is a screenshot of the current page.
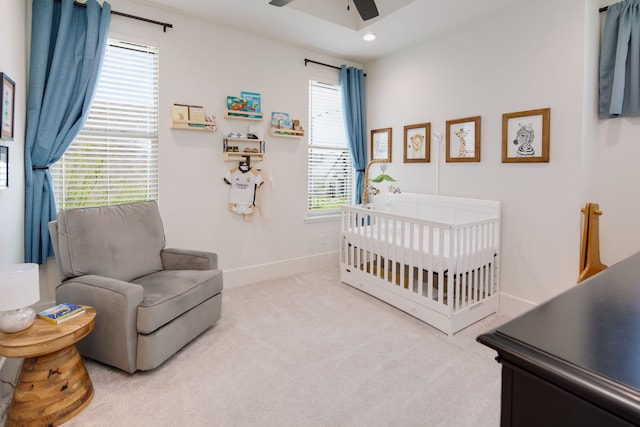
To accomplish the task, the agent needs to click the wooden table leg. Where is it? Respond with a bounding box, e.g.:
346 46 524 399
6 344 94 427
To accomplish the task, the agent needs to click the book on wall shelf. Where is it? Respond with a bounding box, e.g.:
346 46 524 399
225 93 264 119
37 302 86 324
271 111 296 135
172 104 190 128
227 96 247 117
241 91 261 118
188 106 205 127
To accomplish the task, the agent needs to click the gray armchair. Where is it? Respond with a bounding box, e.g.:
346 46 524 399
48 201 223 373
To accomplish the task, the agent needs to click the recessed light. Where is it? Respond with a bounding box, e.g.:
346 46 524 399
363 33 376 41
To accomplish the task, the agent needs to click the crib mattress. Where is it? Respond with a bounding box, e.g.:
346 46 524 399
344 222 495 272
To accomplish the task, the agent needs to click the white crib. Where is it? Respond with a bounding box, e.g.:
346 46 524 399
340 193 501 335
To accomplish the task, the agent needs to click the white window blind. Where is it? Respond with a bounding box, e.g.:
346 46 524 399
52 39 159 210
308 80 353 215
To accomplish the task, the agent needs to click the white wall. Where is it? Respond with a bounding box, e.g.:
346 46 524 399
594 0 640 267
0 0 26 267
35 0 365 299
596 116 640 264
0 0 27 400
364 0 600 315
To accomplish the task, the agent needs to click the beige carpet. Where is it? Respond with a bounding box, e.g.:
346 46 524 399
22 268 509 426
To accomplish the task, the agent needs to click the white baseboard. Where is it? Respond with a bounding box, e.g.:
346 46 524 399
499 292 537 318
223 251 339 288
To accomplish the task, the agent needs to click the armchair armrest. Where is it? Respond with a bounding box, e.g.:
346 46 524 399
161 248 218 270
55 275 144 374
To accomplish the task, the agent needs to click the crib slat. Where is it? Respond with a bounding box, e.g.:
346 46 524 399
440 227 447 308
457 228 465 310
392 218 399 284
427 225 434 301
471 226 475 305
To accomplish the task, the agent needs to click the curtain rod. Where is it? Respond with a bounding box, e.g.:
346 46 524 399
304 58 367 76
73 1 173 32
600 6 609 12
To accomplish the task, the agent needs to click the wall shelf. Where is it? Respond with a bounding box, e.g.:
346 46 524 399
224 110 263 120
270 128 304 138
223 152 264 162
171 119 217 131
223 137 265 162
172 103 217 131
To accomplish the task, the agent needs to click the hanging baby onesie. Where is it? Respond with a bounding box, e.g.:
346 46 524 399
224 166 264 215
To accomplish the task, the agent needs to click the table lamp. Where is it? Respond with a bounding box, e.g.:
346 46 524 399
0 263 40 333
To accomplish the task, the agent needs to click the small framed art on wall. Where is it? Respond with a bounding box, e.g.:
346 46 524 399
502 108 550 163
403 122 430 163
446 116 480 162
371 128 392 162
0 73 15 141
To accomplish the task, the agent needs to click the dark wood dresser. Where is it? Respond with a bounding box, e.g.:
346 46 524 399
478 252 640 426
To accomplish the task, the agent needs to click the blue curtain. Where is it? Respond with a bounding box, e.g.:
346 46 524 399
600 0 640 118
25 0 111 264
340 65 367 205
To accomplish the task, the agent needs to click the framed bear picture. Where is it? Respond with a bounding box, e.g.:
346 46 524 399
403 122 430 163
502 108 550 163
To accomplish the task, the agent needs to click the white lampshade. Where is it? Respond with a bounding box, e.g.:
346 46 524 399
0 263 40 333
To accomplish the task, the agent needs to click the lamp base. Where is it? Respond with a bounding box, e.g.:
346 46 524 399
0 307 36 333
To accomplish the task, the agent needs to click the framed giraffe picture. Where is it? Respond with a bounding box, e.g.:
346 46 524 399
502 108 550 163
446 116 481 163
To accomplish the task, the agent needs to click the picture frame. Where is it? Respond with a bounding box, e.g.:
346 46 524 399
403 123 430 163
1 73 15 141
0 145 8 189
502 108 550 163
371 128 392 162
446 116 481 162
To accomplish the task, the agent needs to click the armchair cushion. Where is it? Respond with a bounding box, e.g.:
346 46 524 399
56 201 165 282
133 269 223 334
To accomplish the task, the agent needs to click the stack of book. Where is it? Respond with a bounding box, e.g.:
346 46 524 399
37 302 85 324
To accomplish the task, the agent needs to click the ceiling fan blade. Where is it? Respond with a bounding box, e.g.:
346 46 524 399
352 0 379 21
269 0 294 6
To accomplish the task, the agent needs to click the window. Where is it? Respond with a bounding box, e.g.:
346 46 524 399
51 39 159 210
307 80 353 216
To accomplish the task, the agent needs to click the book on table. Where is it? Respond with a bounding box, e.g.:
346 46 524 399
37 302 86 324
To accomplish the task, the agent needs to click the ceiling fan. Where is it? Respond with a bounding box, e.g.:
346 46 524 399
269 0 379 21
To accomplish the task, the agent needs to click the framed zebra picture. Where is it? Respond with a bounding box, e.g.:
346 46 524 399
502 108 550 163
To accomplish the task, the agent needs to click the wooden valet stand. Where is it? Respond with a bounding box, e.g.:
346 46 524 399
0 306 96 426
578 202 607 283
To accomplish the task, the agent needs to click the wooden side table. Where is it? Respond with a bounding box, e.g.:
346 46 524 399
0 306 96 427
